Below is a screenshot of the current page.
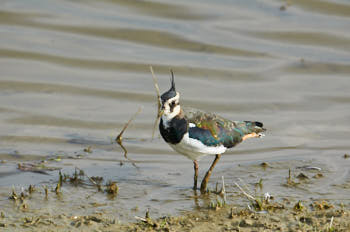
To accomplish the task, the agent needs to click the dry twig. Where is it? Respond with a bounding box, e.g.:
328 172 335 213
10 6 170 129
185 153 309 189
234 182 256 201
116 107 142 168
150 66 162 140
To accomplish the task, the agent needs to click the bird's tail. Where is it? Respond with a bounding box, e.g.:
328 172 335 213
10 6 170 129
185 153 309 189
239 121 266 140
247 121 266 135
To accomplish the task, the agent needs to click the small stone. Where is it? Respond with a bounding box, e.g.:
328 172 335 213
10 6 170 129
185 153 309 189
299 216 314 225
84 146 92 153
270 216 280 223
75 221 82 228
260 162 269 168
313 201 333 210
239 219 253 227
296 173 309 180
313 173 323 179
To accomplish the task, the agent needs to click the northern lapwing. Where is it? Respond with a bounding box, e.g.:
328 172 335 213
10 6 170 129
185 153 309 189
159 71 266 193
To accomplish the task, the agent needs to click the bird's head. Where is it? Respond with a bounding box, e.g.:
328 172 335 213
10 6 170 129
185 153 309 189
160 70 181 120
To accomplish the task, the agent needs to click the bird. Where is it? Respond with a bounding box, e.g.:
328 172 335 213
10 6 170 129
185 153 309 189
159 71 266 193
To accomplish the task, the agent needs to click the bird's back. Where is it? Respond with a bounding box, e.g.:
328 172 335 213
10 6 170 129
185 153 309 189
183 107 265 149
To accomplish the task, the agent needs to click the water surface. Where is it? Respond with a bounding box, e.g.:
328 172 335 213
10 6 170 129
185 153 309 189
0 0 350 226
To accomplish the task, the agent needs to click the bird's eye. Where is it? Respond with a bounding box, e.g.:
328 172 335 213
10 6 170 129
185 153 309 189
170 101 176 107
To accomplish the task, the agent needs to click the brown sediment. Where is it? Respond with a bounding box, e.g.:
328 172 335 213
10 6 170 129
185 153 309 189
123 200 349 232
1 168 349 231
17 162 61 174
1 199 348 231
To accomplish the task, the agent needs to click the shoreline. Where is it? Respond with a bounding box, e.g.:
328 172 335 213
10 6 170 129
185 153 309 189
1 193 349 231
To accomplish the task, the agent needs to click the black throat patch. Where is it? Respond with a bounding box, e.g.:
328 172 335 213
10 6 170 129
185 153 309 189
159 116 187 144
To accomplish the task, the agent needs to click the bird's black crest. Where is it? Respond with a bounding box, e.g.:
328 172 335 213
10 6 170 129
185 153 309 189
161 70 176 102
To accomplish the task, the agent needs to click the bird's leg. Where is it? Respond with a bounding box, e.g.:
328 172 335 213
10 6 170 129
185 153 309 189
193 160 199 190
200 154 221 193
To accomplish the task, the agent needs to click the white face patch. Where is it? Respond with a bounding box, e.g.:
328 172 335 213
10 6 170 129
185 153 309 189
161 92 180 128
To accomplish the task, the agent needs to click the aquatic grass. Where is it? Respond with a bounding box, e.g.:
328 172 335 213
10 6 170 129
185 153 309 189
22 217 41 227
234 179 279 212
105 180 118 198
76 167 102 191
209 197 226 210
135 209 157 228
9 188 19 201
202 176 227 210
294 200 304 211
286 169 300 187
67 168 85 186
43 185 48 199
54 168 120 199
28 185 35 194
312 201 333 210
55 171 63 194
83 146 92 153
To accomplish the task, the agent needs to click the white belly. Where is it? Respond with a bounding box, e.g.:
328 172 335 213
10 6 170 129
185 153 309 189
169 132 227 161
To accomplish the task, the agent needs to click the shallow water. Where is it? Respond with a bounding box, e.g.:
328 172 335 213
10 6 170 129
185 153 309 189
1 0 350 226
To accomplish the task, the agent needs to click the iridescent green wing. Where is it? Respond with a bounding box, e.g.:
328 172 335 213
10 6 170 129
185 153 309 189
183 107 243 147
183 107 265 148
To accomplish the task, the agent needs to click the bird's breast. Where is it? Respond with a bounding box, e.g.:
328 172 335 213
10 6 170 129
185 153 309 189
159 116 187 144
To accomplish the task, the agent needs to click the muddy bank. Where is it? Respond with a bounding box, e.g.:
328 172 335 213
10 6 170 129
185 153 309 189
1 153 350 231
125 202 350 232
1 197 349 231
